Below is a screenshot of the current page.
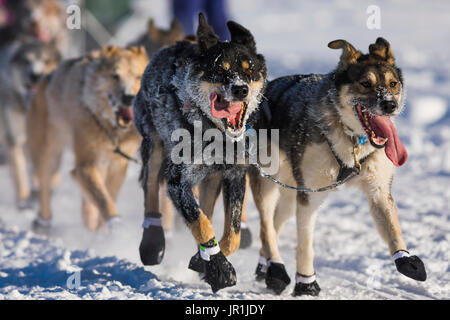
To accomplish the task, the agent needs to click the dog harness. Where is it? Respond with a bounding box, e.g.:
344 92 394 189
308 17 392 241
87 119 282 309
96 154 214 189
253 133 372 193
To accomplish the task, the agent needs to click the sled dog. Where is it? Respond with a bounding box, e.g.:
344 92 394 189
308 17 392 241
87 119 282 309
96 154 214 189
249 38 426 296
27 46 148 233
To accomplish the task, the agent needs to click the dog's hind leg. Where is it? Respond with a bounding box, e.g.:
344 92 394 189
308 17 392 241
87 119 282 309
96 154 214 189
360 155 426 282
82 197 100 232
27 82 64 233
139 134 166 265
219 171 247 257
249 171 292 294
1 104 31 209
239 175 252 249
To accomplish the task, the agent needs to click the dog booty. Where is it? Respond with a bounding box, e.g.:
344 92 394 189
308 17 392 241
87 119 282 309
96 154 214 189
293 273 321 296
255 256 268 281
31 216 52 236
188 251 205 274
265 260 291 294
139 213 165 265
393 250 427 281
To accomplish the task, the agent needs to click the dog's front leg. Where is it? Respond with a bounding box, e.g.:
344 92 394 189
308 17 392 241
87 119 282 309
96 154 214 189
71 164 118 225
220 170 246 256
360 160 426 282
293 192 327 297
167 165 236 293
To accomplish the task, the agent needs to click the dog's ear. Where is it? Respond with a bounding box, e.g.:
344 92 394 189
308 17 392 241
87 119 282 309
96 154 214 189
102 45 120 58
369 37 395 65
148 18 160 40
169 19 183 36
129 46 146 56
197 13 219 51
328 39 362 70
227 21 256 52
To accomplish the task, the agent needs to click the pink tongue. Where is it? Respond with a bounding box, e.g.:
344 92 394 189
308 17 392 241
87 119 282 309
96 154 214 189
119 107 134 122
369 116 407 166
210 93 242 124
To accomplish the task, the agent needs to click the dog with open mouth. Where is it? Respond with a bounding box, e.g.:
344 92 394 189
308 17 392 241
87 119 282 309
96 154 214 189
133 13 267 292
26 45 148 234
248 38 426 296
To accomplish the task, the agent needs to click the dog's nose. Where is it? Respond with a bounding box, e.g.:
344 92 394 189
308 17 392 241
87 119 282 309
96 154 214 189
381 100 397 114
122 94 135 106
231 85 249 100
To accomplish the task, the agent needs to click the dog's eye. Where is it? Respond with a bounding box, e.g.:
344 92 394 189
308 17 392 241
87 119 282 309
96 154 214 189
360 81 371 88
390 81 397 88
245 68 253 76
112 74 120 81
222 61 230 71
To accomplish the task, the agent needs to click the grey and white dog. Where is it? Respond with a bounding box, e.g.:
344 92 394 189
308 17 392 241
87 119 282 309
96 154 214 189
0 39 61 209
133 13 267 292
249 38 426 296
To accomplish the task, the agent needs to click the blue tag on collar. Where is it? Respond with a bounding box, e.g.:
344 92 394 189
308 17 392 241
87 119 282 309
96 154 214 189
246 124 255 136
359 136 367 145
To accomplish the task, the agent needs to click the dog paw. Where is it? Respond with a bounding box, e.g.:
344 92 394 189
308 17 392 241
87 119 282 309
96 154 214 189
239 223 252 249
202 251 237 293
31 217 52 235
394 252 427 281
16 198 34 211
265 261 291 294
139 216 165 265
188 251 205 274
255 261 268 282
293 280 321 297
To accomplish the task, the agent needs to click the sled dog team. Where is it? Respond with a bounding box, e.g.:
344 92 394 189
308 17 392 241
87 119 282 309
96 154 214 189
0 8 426 296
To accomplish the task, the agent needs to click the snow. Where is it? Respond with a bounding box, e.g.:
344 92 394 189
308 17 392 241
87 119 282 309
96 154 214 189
1 0 450 300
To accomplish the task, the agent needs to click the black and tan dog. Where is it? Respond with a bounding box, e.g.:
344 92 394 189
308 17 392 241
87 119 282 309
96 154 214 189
249 38 426 296
133 13 267 292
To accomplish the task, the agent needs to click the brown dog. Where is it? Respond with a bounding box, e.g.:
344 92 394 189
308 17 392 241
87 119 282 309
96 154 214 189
27 46 148 233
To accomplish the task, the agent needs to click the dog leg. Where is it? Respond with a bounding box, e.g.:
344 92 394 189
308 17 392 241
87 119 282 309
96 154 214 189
199 172 222 221
139 137 166 265
360 161 426 282
293 192 327 297
239 175 252 249
249 172 291 293
7 144 31 209
219 172 246 257
82 197 101 232
27 126 64 233
159 181 174 232
71 163 117 223
167 165 236 293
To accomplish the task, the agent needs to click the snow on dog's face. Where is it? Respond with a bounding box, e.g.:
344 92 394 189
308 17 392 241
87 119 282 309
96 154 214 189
331 38 407 166
84 46 148 129
189 13 267 139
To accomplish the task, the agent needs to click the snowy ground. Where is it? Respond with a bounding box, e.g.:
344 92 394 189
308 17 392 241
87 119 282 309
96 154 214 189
0 0 449 300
